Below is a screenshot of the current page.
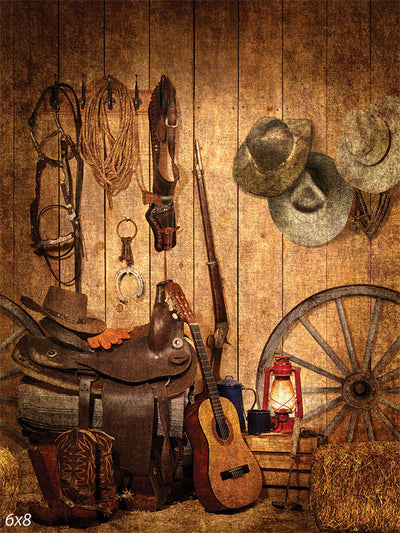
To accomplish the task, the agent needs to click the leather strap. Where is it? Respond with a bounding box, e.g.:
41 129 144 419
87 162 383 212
151 381 174 485
102 381 154 476
78 372 97 429
144 75 180 252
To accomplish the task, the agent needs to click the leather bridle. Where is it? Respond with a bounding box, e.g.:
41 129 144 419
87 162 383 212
28 82 84 291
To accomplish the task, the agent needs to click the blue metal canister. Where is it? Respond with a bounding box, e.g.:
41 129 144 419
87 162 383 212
217 375 256 432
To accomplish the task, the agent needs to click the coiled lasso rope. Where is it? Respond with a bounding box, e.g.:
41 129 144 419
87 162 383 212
80 75 140 207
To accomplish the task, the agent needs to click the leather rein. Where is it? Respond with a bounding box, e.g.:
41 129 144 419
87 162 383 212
28 82 84 291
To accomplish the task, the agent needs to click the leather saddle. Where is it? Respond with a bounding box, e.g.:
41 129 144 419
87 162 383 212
13 280 196 493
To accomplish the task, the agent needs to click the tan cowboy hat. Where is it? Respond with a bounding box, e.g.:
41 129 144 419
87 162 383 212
335 96 400 193
268 153 353 247
233 117 313 197
21 286 106 335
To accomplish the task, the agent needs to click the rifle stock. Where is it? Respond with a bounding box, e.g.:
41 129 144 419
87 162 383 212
194 140 229 380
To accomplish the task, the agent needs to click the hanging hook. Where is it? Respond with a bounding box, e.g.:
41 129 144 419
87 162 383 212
105 74 116 110
79 73 86 109
50 73 62 111
133 74 142 111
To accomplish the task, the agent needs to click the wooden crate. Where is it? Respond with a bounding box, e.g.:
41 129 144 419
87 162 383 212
244 433 319 504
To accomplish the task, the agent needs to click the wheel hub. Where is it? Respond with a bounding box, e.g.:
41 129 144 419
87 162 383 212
342 371 378 409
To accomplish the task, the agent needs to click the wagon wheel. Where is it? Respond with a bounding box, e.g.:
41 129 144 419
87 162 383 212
256 285 400 442
0 293 44 446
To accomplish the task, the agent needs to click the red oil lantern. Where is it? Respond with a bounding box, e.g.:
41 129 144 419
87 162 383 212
262 355 303 433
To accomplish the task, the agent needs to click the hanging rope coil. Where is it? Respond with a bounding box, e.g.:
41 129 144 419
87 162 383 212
80 75 139 207
353 188 390 239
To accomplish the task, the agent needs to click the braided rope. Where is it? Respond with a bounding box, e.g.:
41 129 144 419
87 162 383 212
80 76 139 207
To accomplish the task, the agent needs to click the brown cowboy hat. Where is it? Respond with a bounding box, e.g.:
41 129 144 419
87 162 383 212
233 117 313 197
21 285 106 335
268 153 353 247
335 96 400 193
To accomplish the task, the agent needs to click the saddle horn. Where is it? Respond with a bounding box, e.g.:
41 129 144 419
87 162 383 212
147 279 180 353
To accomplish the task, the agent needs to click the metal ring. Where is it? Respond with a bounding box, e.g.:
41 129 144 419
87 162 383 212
117 216 138 240
114 266 145 303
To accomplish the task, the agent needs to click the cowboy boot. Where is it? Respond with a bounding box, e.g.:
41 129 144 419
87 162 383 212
91 429 119 519
25 431 61 506
29 428 98 528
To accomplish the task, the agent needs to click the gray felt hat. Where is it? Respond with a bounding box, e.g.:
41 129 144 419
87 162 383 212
233 117 313 197
268 153 353 247
335 96 400 193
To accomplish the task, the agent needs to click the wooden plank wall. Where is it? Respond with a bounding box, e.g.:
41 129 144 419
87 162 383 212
1 0 399 451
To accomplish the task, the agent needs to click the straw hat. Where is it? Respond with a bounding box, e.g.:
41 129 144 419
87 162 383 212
21 286 106 335
233 117 313 197
335 96 400 193
268 153 353 247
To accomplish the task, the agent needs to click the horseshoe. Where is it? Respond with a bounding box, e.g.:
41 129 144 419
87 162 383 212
114 266 145 304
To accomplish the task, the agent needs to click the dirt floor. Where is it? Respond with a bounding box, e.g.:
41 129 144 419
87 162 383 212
6 450 320 533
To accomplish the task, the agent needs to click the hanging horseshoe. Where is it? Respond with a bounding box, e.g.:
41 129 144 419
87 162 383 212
114 217 145 303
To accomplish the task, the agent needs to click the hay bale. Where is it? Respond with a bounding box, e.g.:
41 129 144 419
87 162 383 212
309 441 400 533
0 447 19 526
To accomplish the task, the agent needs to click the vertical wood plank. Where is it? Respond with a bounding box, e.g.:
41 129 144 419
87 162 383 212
59 1 105 315
370 0 400 290
282 0 328 309
282 0 328 433
0 0 14 299
13 0 58 306
194 0 238 385
2 0 58 452
326 0 371 441
104 0 151 328
149 0 194 313
0 0 17 452
237 0 283 409
369 0 400 439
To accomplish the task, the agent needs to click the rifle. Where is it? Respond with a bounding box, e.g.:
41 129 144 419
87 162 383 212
194 140 229 381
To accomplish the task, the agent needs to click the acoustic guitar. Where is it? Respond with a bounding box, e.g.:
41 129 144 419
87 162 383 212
165 281 262 512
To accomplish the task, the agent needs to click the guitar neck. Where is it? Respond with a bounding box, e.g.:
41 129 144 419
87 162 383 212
190 323 225 423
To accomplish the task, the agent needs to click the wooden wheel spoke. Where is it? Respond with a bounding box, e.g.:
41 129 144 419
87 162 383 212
299 316 350 376
0 326 26 353
362 410 375 441
377 367 400 384
302 396 343 421
0 395 18 404
346 410 358 442
322 404 350 437
372 334 400 376
362 297 381 371
0 369 21 380
381 386 400 393
335 298 358 371
378 396 400 412
302 386 342 394
372 406 400 440
275 350 344 383
0 421 27 445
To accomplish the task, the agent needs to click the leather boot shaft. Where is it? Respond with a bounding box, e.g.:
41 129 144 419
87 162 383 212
91 429 119 517
30 428 98 528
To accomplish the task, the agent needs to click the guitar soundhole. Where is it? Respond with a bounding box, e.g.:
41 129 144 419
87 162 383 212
212 417 233 445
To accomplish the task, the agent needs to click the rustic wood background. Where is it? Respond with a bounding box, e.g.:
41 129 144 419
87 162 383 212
1 0 399 452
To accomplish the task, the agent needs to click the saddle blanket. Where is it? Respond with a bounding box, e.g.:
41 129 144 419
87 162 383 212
18 377 187 438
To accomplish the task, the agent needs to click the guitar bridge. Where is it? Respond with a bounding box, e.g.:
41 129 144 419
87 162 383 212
220 464 250 480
